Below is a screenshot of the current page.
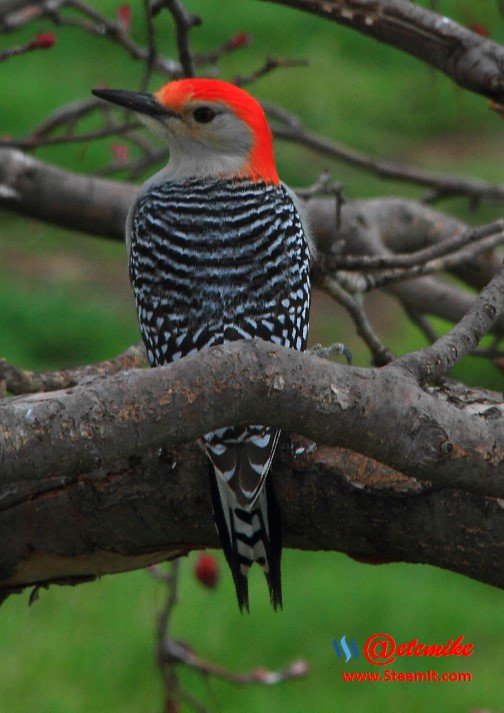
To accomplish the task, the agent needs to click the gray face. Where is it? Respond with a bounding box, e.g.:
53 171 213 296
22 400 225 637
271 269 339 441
142 100 254 180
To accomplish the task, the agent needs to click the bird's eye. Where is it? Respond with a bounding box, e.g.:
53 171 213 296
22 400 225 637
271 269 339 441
192 106 217 124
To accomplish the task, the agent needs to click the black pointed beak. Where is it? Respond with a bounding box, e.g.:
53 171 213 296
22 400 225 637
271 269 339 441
91 88 180 118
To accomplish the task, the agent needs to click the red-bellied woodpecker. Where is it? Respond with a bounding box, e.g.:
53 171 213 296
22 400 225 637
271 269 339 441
92 79 312 612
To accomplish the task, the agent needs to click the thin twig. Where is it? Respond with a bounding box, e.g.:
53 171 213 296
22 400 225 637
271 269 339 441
179 688 208 713
153 556 308 710
295 169 342 200
234 55 308 86
159 636 309 686
0 121 142 150
395 264 504 382
0 1 60 33
359 230 504 291
0 31 55 61
273 122 504 206
147 564 174 583
320 275 394 365
141 0 157 90
328 219 504 271
98 151 164 178
400 309 504 364
30 97 104 138
164 0 200 78
157 561 180 643
402 305 439 344
472 347 504 359
296 170 345 238
192 31 251 67
310 342 352 364
156 560 183 713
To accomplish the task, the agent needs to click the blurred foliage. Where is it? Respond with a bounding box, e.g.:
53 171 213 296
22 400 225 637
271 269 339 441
0 0 503 711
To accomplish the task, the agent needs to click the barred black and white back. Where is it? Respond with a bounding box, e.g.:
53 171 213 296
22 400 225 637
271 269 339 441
129 177 311 611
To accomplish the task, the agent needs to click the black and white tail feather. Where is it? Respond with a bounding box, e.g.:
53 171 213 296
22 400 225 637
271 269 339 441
204 425 282 611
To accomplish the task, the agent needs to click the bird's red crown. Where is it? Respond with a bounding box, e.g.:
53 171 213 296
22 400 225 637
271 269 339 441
155 78 279 185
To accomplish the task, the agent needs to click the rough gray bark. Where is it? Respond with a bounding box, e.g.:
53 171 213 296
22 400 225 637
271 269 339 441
0 148 132 238
2 339 504 497
1 439 503 599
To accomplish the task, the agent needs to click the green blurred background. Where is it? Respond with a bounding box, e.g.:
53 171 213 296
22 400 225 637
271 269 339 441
0 0 503 711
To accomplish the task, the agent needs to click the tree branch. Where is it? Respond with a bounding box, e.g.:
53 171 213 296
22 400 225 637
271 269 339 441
342 230 504 291
1 340 503 497
396 264 504 381
274 122 504 206
330 219 504 271
0 148 133 238
163 0 201 78
1 439 503 599
0 343 146 395
262 100 504 206
318 274 394 364
261 0 504 101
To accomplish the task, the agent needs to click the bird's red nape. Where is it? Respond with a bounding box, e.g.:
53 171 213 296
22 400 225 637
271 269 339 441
155 78 280 185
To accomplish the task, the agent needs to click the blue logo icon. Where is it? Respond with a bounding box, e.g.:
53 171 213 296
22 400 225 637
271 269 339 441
332 636 359 662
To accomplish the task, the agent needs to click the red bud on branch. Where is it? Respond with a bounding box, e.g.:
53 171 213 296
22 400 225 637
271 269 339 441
117 4 132 32
227 32 251 50
194 553 220 589
468 23 490 38
0 32 56 62
29 32 56 50
111 143 129 162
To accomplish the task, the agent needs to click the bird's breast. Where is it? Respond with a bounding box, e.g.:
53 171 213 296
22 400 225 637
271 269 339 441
129 178 310 327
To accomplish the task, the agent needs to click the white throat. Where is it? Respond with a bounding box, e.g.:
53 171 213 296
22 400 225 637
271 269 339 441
163 135 249 181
